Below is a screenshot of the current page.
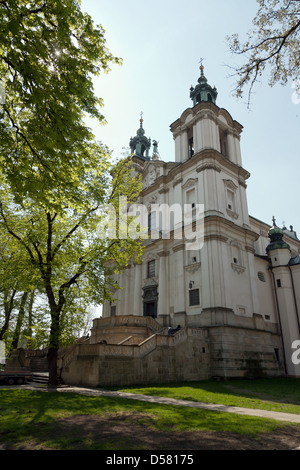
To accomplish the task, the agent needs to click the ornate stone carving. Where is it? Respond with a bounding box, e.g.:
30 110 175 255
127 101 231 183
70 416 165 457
144 166 159 188
223 179 238 191
173 178 183 187
185 262 201 273
226 208 239 220
182 178 198 190
231 263 246 274
143 277 159 287
196 163 221 173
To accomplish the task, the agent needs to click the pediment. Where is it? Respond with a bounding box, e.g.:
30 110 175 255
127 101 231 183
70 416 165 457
182 178 198 190
223 179 238 191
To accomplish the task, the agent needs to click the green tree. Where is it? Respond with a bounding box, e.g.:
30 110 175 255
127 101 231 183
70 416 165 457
0 0 121 209
0 1 145 387
227 0 300 105
0 226 38 344
0 156 144 386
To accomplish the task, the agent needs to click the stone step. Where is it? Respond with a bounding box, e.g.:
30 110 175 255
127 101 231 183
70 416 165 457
29 373 63 386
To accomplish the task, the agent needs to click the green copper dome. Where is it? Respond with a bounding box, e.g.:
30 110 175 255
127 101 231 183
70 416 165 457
266 217 290 252
129 117 151 160
190 65 218 106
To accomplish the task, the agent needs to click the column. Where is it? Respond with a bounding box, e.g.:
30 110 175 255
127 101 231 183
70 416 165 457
173 244 185 314
181 130 189 161
158 252 169 318
227 131 236 163
133 263 142 316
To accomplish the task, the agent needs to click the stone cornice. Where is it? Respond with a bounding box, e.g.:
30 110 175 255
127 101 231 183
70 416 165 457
204 214 259 243
140 148 250 198
170 102 243 136
172 243 185 252
157 250 170 257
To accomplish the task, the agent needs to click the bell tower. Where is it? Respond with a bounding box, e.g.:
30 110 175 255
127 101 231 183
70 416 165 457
170 65 260 321
266 219 300 376
190 64 218 105
170 65 250 228
129 115 152 160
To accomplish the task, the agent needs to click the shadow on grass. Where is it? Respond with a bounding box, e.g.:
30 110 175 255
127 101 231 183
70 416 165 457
0 388 295 450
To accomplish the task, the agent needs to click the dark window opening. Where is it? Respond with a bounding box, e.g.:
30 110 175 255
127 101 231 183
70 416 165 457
110 306 116 317
274 348 279 362
189 288 200 306
276 279 282 288
147 260 156 278
144 302 156 318
148 212 157 233
258 272 266 282
207 94 212 102
188 137 194 159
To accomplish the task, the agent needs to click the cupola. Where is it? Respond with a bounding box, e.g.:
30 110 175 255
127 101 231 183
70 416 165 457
129 116 151 160
190 65 218 106
266 217 290 253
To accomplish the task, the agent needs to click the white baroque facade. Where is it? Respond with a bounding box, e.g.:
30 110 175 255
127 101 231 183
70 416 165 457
101 66 300 379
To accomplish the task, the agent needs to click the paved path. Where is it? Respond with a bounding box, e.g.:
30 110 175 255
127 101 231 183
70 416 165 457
19 384 300 425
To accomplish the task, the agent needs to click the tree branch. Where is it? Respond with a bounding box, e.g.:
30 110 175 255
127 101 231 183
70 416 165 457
52 205 99 259
0 202 36 267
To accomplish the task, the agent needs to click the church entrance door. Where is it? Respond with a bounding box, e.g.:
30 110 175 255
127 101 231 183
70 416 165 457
144 302 156 318
142 285 158 319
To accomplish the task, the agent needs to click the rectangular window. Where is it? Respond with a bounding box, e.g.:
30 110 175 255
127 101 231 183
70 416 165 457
148 211 157 232
110 306 116 317
277 279 282 288
147 260 156 278
219 128 228 158
227 189 235 211
189 288 200 306
188 127 194 159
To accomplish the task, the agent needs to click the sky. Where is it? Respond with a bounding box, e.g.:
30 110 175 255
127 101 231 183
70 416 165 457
81 0 300 235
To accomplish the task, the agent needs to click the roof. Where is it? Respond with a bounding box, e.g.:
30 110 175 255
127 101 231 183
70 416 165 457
289 255 300 266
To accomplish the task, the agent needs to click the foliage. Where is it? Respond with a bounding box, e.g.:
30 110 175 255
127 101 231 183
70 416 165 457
227 0 300 105
0 1 145 385
0 0 121 209
0 154 144 383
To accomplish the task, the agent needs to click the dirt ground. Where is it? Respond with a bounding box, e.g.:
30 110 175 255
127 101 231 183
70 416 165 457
3 413 300 450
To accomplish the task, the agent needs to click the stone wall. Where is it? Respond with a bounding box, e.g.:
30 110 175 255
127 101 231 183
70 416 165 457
60 315 285 387
61 327 210 387
209 325 285 378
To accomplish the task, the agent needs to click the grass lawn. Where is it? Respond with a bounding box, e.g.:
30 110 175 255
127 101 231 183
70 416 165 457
0 379 300 450
114 378 300 415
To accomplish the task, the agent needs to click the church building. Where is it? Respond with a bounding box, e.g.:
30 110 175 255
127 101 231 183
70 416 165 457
61 66 300 387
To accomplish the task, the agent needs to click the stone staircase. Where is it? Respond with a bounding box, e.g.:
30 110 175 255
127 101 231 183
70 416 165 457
29 372 63 386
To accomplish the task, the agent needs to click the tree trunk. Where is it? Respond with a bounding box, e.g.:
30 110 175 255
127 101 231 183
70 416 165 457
47 347 59 387
26 290 35 349
0 289 17 341
12 291 28 350
47 309 60 387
